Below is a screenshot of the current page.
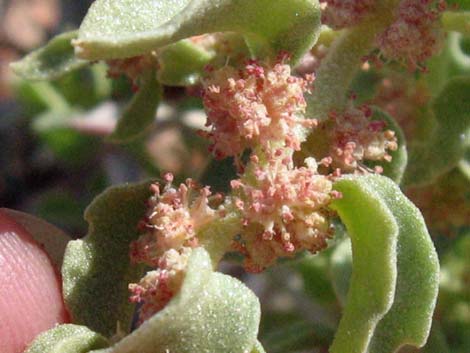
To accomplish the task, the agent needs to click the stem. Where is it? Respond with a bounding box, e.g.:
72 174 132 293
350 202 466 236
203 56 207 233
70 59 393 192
197 211 242 267
441 11 470 35
306 1 400 119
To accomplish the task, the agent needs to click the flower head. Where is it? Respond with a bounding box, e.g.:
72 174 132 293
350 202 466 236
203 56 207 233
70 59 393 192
326 104 398 172
201 59 315 160
231 153 336 272
106 55 157 88
130 174 217 267
376 0 445 71
320 0 376 29
129 247 191 323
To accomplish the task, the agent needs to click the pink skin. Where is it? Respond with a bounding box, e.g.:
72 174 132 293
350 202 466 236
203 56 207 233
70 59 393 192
0 211 69 353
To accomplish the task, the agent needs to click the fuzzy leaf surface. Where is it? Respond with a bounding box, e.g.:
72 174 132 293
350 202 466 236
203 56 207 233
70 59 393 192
74 0 321 62
365 176 439 353
91 248 261 353
25 324 109 353
11 31 88 81
330 175 439 353
62 182 150 337
329 175 399 353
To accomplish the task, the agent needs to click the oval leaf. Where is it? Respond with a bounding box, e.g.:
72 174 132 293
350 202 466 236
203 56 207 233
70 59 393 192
62 182 151 337
25 324 109 353
329 176 399 353
74 0 321 62
11 31 88 81
364 175 439 353
107 71 161 143
403 77 470 187
330 175 439 352
92 248 261 353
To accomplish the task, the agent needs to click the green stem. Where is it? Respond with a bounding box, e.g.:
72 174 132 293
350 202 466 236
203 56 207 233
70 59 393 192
197 211 242 267
441 11 470 35
306 1 400 119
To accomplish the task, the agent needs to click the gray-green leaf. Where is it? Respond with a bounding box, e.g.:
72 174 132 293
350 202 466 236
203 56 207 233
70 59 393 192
366 176 440 353
330 175 439 353
74 0 321 63
91 248 261 353
62 182 151 337
11 31 88 81
25 324 109 353
107 71 161 143
329 175 399 353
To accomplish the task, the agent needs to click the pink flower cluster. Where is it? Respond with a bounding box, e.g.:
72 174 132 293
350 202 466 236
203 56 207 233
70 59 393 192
320 0 376 29
129 175 219 322
201 59 315 161
376 0 446 71
231 152 336 272
106 55 156 88
129 248 191 323
130 174 216 266
326 104 398 172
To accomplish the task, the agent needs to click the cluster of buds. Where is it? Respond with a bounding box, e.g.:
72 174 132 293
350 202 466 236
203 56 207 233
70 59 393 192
231 152 337 272
325 104 398 172
376 0 446 71
128 174 220 322
129 248 191 323
201 57 316 162
320 0 376 29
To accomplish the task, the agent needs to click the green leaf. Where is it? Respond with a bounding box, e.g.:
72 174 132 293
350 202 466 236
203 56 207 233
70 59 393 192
62 182 151 337
75 0 321 63
91 248 261 353
366 176 440 353
403 77 470 187
157 40 214 86
251 340 266 353
11 31 88 81
330 175 439 353
25 324 109 353
420 322 451 353
329 175 399 353
369 107 408 184
107 71 161 143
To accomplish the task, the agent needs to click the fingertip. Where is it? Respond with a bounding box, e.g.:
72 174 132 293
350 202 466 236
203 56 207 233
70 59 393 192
0 211 69 353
